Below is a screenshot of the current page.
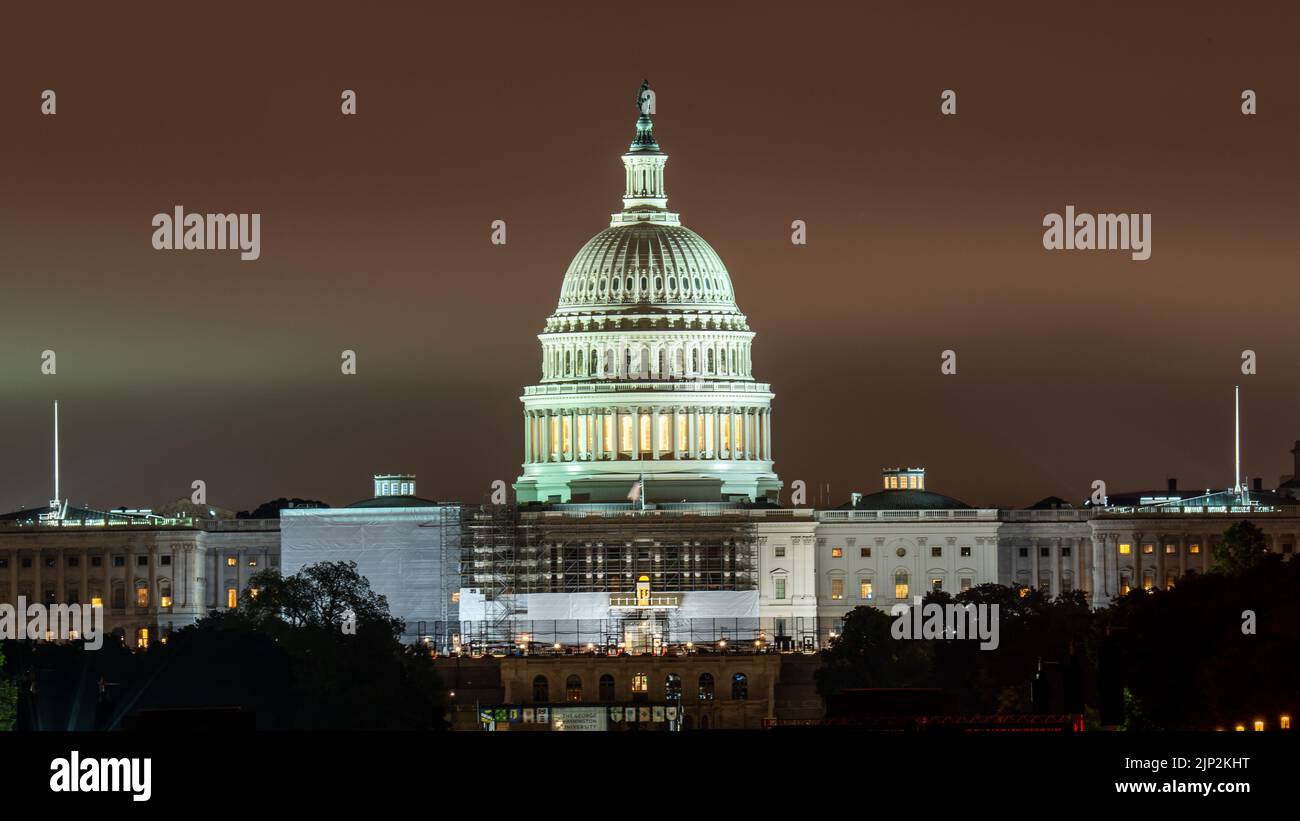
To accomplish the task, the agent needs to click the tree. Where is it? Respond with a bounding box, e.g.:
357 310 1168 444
814 606 934 696
0 644 16 731
1212 520 1275 576
241 561 404 639
236 498 329 519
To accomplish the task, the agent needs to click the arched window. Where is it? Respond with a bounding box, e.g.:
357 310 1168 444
565 675 582 702
532 675 549 702
599 674 616 701
732 673 748 700
698 672 715 701
707 349 714 373
665 673 682 701
564 350 571 376
690 350 698 373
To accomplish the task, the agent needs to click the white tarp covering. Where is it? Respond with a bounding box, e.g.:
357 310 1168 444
280 506 460 640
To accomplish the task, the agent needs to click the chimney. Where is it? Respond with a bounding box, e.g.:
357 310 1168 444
850 492 863 507
1166 478 1177 492
1253 477 1263 492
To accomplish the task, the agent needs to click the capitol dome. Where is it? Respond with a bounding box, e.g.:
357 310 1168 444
555 223 741 315
514 83 781 505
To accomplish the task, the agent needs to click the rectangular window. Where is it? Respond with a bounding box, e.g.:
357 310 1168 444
632 673 648 693
831 547 843 558
830 578 844 600
248 559 258 568
1062 547 1071 557
111 588 124 609
136 628 149 649
137 555 148 566
1039 547 1050 557
1165 574 1176 590
895 575 909 600
227 588 238 608
960 577 973 592
90 596 103 608
45 557 56 568
960 546 971 558
931 546 942 558
226 556 237 567
1188 543 1200 554
931 577 943 592
774 577 786 600
860 547 871 557
91 556 102 567
1142 543 1154 555
774 545 786 558
860 581 873 600
1165 543 1177 555
160 555 172 566
0 559 6 569
1018 548 1028 558
113 555 125 567
1119 543 1131 555
1061 576 1072 593
21 558 32 568
160 595 173 608
136 586 148 608
68 557 79 568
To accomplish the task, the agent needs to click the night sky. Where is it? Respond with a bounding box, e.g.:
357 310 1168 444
2 1 1298 513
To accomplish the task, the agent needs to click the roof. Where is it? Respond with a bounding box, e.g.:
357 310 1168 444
0 504 159 525
347 495 442 509
838 489 971 511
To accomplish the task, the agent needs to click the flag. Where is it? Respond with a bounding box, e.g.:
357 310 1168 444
627 477 643 504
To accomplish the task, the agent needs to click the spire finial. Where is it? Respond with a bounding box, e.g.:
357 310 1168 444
630 80 659 152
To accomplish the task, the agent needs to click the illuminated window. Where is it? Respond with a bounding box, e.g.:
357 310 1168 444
632 672 648 693
1119 543 1131 555
697 673 714 701
90 596 103 608
136 628 149 649
135 586 148 608
1142 544 1154 555
1282 715 1292 730
1142 574 1154 591
1165 574 1176 590
960 546 971 558
451 591 460 604
895 571 909 600
831 547 843 558
248 559 257 567
665 674 682 701
774 577 786 600
639 413 651 452
159 579 172 608
226 556 237 567
1120 577 1132 596
620 414 633 452
160 596 173 608
1165 543 1177 555
1018 587 1030 598
732 673 748 700
830 578 844 600
1189 543 1201 554
931 577 943 592
565 675 582 702
227 588 238 608
860 580 873 600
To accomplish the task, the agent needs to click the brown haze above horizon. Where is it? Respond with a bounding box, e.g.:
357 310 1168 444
1 1 1298 512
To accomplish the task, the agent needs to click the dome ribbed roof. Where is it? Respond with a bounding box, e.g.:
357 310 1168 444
554 222 740 315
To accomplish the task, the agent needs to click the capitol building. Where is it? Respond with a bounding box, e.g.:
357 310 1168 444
514 88 781 505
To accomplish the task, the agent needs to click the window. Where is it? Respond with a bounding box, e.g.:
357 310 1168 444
1018 548 1028 558
960 577 973 592
895 571 909 600
831 547 843 558
632 672 648 693
931 546 942 558
931 577 943 592
135 585 148 608
136 628 149 649
1142 573 1154 591
698 673 715 701
960 546 971 558
91 556 102 567
1039 547 1050 558
45 557 56 568
732 673 748 700
68 557 79 568
248 559 258 568
1165 543 1176 555
830 578 844 600
665 673 682 701
451 591 460 604
860 547 871 557
137 555 148 566
1284 543 1294 555
860 580 873 600
1142 543 1154 555
774 577 786 600
111 587 125 610
1119 543 1132 555
1165 574 1176 589
226 556 237 567
774 545 785 558
90 596 103 608
227 588 238 608
1062 546 1071 557
21 557 32 569
0 559 6 569
160 555 171 566
1120 576 1132 596
565 675 581 702
1061 575 1073 593
599 675 616 701
159 580 172 609
532 675 549 702
1189 543 1200 555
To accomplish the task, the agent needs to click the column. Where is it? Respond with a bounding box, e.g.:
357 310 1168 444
566 409 576 462
523 411 532 464
688 408 697 459
586 409 595 460
651 406 661 460
79 550 88 604
1051 539 1061 597
148 546 158 614
1133 532 1143 591
1030 539 1040 590
746 409 755 459
1178 534 1187 579
1155 532 1166 589
712 407 722 459
631 409 640 460
730 409 740 459
763 409 772 460
1090 535 1108 606
672 407 681 459
56 547 66 604
595 408 605 460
